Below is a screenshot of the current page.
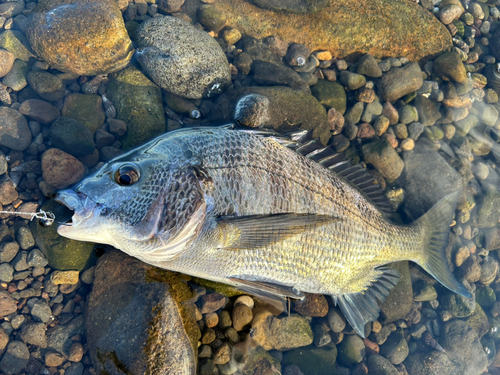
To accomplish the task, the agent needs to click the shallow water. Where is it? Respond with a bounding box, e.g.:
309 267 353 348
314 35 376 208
0 0 500 374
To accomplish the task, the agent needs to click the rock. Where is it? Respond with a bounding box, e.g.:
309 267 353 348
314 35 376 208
0 242 19 263
45 352 65 367
402 141 462 219
18 99 60 125
51 270 79 285
211 86 330 145
0 30 35 62
311 80 346 114
367 354 399 375
0 2 24 20
480 104 498 127
30 199 95 271
196 4 227 32
412 282 437 302
337 335 366 366
2 59 28 91
327 307 346 332
31 300 52 323
234 93 271 127
135 16 230 99
241 346 281 375
356 54 382 78
106 65 166 150
398 106 417 125
484 228 500 251
200 293 227 314
107 119 127 138
65 362 84 375
252 0 328 14
361 101 383 123
378 62 423 101
361 139 404 180
61 94 105 134
433 52 468 83
477 185 500 228
405 351 457 375
26 71 65 102
232 304 253 331
0 291 16 317
252 60 309 92
465 303 490 339
26 0 133 75
0 341 29 375
0 107 31 151
20 322 47 348
46 315 84 356
0 176 18 205
339 71 366 90
379 333 408 365
0 49 14 78
197 0 452 62
441 320 488 375
292 293 328 317
379 262 412 323
49 117 95 157
41 148 85 189
0 264 13 283
251 310 313 350
345 102 364 126
412 95 441 126
85 250 199 374
441 281 475 318
281 344 337 375
68 342 83 362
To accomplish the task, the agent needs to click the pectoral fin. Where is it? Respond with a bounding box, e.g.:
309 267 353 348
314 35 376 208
218 213 339 250
229 277 305 299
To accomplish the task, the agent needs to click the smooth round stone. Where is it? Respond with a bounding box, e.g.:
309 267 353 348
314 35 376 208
26 71 65 101
356 54 382 78
27 0 133 75
398 105 418 124
61 93 105 134
327 307 346 332
339 70 366 90
49 117 95 157
41 148 85 189
379 333 408 364
0 263 14 283
337 335 365 366
0 341 29 375
367 354 399 375
0 49 15 78
197 5 227 32
135 16 230 99
2 59 28 91
18 99 60 125
0 107 31 151
378 62 423 101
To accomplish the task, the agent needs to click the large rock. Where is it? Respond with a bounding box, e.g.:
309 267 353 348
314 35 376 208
106 65 166 150
0 341 29 375
18 98 60 125
210 86 331 145
184 0 452 61
61 93 105 134
49 117 95 157
252 0 329 14
135 16 230 99
281 344 337 375
26 0 134 75
85 250 199 374
405 351 458 375
0 107 31 151
378 62 423 102
0 30 35 62
433 52 468 83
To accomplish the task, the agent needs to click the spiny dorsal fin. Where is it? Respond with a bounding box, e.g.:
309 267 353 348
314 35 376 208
245 128 396 217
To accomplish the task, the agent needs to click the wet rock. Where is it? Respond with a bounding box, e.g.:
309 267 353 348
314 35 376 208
65 362 84 375
441 281 475 318
45 352 65 367
200 293 227 314
196 4 227 32
379 262 412 323
0 2 24 20
46 315 84 356
0 176 18 205
241 346 281 375
26 71 65 102
202 0 452 62
107 119 127 138
0 49 15 78
0 291 16 317
251 310 313 350
0 107 31 151
477 184 500 228
31 300 52 323
61 94 105 134
465 303 490 339
326 307 346 332
412 282 437 302
232 304 252 331
11 250 28 269
337 335 366 366
441 319 487 375
211 86 330 144
311 80 346 114
2 59 28 91
361 101 383 123
339 71 366 90
18 99 60 125
484 228 500 251
0 242 19 264
292 293 328 317
86 250 199 374
135 16 230 99
397 105 417 125
379 333 408 365
0 264 13 283
405 351 457 375
0 341 29 375
252 0 328 14
20 322 47 348
378 62 423 101
0 30 35 62
282 343 337 375
412 95 441 126
106 65 166 150
433 52 468 83
402 141 462 219
234 93 271 127
356 54 382 78
345 102 364 126
27 0 133 75
367 354 399 375
49 117 95 157
252 60 309 92
361 139 404 180
41 148 85 189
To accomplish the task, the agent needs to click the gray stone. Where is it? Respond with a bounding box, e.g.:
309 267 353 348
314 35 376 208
0 290 16 317
49 117 95 157
361 101 383 123
339 71 366 90
234 93 271 127
31 300 52 323
327 307 346 332
11 251 28 271
47 315 84 356
362 139 404 180
378 62 423 101
27 71 65 102
65 362 84 375
0 341 29 375
413 95 441 126
0 2 24 19
310 79 346 114
0 107 31 151
337 335 365 366
95 129 115 149
1 59 28 91
135 16 230 99
15 227 34 250
367 354 399 375
0 49 14 78
480 104 499 127
0 264 14 283
379 333 408 365
18 99 60 125
407 121 424 141
20 322 47 348
0 242 19 263
282 344 337 375
356 54 382 78
251 60 309 92
398 105 418 125
0 176 18 205
405 351 457 375
27 248 48 268
344 102 364 126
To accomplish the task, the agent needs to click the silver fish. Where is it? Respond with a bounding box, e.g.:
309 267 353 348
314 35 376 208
56 127 470 336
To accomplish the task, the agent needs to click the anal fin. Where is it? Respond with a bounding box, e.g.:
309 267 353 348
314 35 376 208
332 266 401 338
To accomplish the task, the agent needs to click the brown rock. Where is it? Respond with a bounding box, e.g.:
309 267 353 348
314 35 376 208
200 293 227 314
68 342 83 362
0 290 17 317
382 102 399 125
41 148 85 189
26 0 134 75
0 49 15 78
232 304 253 331
190 0 452 62
358 123 376 139
45 351 65 367
292 293 329 317
0 177 18 206
378 62 423 101
18 99 60 125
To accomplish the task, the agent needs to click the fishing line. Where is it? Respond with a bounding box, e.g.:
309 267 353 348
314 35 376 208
0 209 70 227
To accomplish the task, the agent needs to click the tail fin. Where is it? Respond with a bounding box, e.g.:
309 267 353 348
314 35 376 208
415 192 471 298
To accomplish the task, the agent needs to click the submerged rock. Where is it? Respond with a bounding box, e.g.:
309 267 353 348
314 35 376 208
281 344 337 375
86 250 199 374
61 93 105 135
26 0 133 75
0 107 31 151
379 262 412 323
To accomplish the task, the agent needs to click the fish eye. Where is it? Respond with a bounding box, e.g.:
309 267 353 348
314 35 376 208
114 164 140 186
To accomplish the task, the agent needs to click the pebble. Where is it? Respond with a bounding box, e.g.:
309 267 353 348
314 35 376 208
51 270 80 285
345 102 364 126
382 102 399 125
0 107 31 151
218 310 232 329
0 341 29 375
234 295 254 309
0 49 14 78
196 4 227 32
356 54 382 77
398 105 418 124
200 293 227 314
362 139 404 180
26 71 65 102
65 362 84 375
68 342 84 362
201 327 216 345
433 52 468 83
204 312 219 328
20 322 47 348
356 87 376 103
400 138 415 151
361 101 383 123
232 304 253 331
0 177 18 206
328 108 345 134
339 71 366 90
394 124 408 139
327 307 346 332
80 266 95 285
337 335 366 366
18 99 60 125
213 342 231 365
379 333 408 365
0 264 14 283
41 148 85 189
439 4 464 25
378 62 423 101
30 300 52 323
49 117 96 157
26 249 48 268
2 59 28 91
292 293 328 317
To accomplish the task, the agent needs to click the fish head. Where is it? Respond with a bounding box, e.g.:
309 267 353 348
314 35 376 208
56 141 207 259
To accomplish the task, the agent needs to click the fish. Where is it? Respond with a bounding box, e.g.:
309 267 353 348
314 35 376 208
55 126 471 337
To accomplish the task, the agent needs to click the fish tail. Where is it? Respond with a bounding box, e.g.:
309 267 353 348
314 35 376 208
415 191 471 298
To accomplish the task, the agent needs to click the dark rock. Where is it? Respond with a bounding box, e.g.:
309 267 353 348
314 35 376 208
356 54 382 78
405 351 457 375
49 117 95 157
26 71 65 102
344 102 364 126
85 250 199 374
367 354 399 375
378 62 423 101
311 80 346 114
18 99 60 125
361 139 404 180
41 148 85 189
337 335 366 366
292 293 328 317
196 4 227 32
379 333 408 365
0 341 29 375
0 107 31 151
433 52 468 83
20 322 47 348
282 343 337 375
339 71 366 90
252 60 309 92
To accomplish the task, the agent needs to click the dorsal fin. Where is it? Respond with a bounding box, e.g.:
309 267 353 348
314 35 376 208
245 128 396 217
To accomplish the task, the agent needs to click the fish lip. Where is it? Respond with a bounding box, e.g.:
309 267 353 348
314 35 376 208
55 189 103 230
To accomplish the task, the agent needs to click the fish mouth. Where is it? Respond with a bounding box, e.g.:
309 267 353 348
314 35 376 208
55 189 104 233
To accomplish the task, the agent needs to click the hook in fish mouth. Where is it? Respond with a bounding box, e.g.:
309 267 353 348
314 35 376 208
55 190 104 229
